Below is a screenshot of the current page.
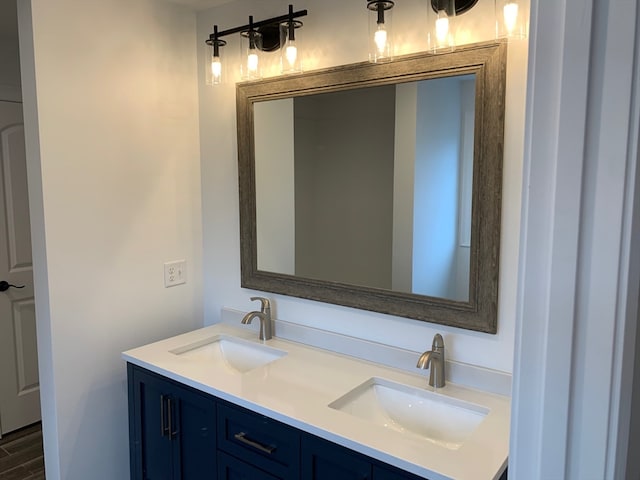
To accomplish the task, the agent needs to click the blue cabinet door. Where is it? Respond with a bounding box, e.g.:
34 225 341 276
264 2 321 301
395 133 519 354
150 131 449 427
129 364 175 480
302 435 372 480
128 364 216 480
173 381 217 480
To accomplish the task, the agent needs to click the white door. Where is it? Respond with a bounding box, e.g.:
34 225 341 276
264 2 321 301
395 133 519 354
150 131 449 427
0 100 40 436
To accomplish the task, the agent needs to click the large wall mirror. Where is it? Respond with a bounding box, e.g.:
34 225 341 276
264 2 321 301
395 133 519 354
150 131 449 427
237 41 506 333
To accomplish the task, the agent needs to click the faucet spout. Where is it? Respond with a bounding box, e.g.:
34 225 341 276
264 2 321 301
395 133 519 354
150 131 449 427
241 311 264 324
416 350 434 369
241 297 273 341
416 334 445 388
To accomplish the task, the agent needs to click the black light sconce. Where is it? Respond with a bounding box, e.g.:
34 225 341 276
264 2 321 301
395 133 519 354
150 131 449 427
205 4 307 84
427 0 458 52
367 1 395 63
206 25 226 85
366 0 480 60
494 0 527 39
426 0 526 53
282 4 304 74
367 0 525 60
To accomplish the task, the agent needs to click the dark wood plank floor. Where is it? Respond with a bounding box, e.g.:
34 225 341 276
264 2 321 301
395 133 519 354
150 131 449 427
0 423 44 480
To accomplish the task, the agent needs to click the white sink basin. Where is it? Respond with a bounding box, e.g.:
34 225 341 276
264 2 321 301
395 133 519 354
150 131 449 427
170 335 287 373
329 377 489 450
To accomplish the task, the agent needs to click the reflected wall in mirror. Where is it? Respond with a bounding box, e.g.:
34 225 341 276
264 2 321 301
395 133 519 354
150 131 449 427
254 75 476 302
237 41 506 333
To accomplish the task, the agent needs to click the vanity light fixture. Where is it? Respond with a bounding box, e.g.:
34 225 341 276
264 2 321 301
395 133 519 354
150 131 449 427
427 0 457 53
426 0 484 53
205 5 308 85
241 17 262 80
495 0 527 39
367 1 394 63
206 26 226 85
281 4 303 74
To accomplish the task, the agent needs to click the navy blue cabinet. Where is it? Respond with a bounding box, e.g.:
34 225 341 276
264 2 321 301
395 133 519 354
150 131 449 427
128 364 216 480
128 364 499 480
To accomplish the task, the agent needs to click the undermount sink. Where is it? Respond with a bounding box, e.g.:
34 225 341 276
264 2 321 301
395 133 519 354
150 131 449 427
170 335 287 373
329 377 489 450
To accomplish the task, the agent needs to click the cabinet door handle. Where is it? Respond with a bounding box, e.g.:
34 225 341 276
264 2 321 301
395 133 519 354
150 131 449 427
233 432 276 455
167 397 174 439
167 397 179 439
160 395 169 437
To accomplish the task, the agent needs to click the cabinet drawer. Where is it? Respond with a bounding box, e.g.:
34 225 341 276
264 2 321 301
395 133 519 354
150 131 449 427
217 403 300 479
218 450 281 480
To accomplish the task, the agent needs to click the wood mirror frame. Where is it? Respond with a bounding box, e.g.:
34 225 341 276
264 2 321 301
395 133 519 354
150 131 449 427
236 41 506 333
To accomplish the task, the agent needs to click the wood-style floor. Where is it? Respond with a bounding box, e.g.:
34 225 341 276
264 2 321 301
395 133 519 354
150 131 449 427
0 423 44 480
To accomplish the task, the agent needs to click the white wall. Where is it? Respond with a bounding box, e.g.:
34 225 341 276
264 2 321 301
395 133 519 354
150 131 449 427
392 83 416 292
293 88 394 288
413 77 461 299
393 77 474 300
17 0 202 479
197 0 528 373
254 99 295 273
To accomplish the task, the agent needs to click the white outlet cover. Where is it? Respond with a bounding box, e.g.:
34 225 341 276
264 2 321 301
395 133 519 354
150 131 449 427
164 260 186 287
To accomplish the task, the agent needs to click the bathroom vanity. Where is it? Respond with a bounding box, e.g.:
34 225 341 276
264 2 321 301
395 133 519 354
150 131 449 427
123 324 510 480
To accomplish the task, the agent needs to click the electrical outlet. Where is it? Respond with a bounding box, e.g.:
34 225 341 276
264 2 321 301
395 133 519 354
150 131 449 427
164 260 186 287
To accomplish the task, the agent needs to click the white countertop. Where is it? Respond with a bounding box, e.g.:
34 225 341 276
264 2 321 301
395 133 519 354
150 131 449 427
122 324 510 480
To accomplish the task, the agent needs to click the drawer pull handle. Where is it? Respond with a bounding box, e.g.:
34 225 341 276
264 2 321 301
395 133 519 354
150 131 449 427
233 432 276 455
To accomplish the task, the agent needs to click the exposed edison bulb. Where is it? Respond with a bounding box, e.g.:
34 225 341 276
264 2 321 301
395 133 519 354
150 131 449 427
374 23 388 54
435 11 450 45
503 2 519 34
211 56 222 83
247 51 259 73
285 42 298 66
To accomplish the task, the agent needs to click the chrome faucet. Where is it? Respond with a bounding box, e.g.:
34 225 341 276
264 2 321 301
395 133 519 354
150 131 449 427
416 333 445 388
241 297 273 341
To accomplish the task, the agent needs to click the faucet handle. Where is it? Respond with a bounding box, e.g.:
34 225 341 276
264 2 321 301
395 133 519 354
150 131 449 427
250 296 270 313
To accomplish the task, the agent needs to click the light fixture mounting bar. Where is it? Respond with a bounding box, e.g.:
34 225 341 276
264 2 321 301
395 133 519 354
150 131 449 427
214 9 308 39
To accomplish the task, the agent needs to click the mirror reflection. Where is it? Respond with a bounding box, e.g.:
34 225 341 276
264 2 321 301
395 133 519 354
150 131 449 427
254 75 476 301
